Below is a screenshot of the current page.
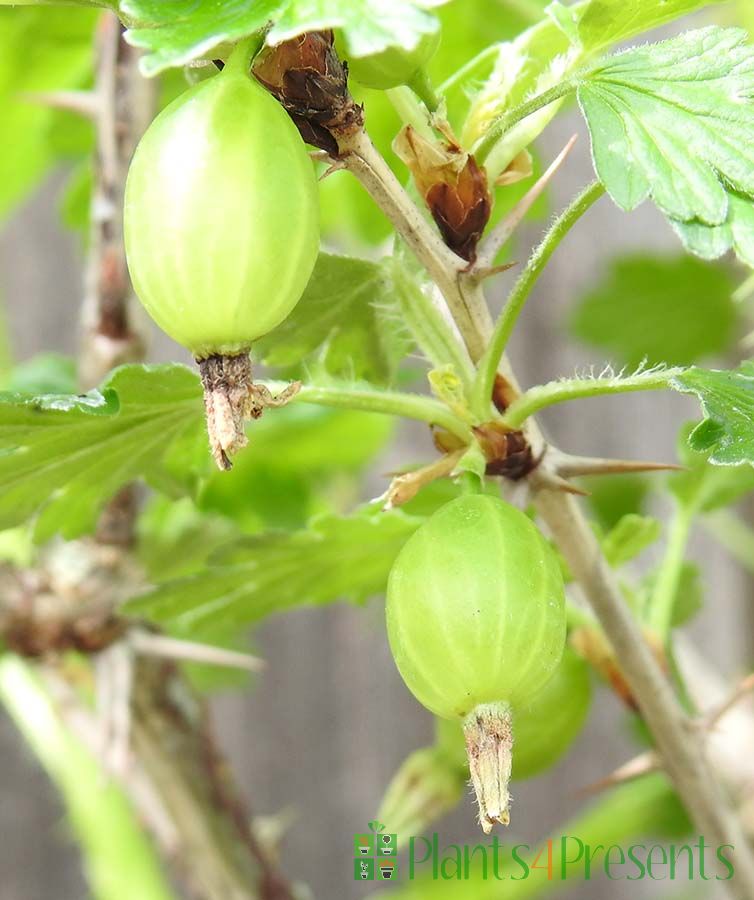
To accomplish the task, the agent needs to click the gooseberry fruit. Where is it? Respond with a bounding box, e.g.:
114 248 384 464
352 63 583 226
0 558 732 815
344 31 440 91
124 40 319 470
386 494 566 831
513 647 592 779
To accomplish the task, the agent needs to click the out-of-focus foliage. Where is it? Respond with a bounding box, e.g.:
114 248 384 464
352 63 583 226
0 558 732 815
0 656 172 900
126 506 422 630
0 8 96 223
569 255 738 367
587 475 651 531
600 513 662 568
196 404 394 531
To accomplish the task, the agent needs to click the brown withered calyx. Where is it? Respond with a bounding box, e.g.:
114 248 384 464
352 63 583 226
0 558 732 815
394 126 492 263
253 31 363 156
474 423 540 480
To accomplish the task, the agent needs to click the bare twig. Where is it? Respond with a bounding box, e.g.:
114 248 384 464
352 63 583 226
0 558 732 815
45 660 296 900
22 89 99 119
580 750 659 796
536 488 754 896
706 673 754 731
130 630 267 673
78 14 153 391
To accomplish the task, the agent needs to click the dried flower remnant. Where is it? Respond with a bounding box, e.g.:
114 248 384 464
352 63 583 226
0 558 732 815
394 126 492 262
254 31 363 155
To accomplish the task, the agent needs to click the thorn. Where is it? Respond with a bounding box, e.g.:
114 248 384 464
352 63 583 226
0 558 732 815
534 468 590 496
309 150 332 164
553 453 683 478
472 261 517 281
253 808 298 863
130 631 267 673
319 161 347 181
22 90 100 120
474 134 578 271
579 751 659 797
704 672 754 730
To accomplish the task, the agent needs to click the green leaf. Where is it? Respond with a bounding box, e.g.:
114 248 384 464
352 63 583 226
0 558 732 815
671 364 754 469
463 0 726 172
672 191 754 268
569 255 738 367
255 253 412 385
198 404 393 531
137 496 239 583
578 28 754 262
126 507 421 629
0 364 207 540
122 0 445 76
602 513 661 567
0 8 97 223
669 421 754 511
548 0 726 52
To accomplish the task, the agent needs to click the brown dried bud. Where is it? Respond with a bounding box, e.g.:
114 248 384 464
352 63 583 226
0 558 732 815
394 125 492 262
473 422 539 480
253 31 363 155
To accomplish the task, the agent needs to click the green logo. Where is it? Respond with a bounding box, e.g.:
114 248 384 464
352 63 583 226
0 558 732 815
353 821 398 881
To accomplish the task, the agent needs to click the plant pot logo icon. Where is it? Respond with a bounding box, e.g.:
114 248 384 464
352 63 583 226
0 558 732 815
354 834 374 856
354 858 374 880
379 833 397 855
353 820 398 880
378 859 397 880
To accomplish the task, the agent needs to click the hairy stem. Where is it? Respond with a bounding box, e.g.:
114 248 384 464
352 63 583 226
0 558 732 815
501 367 678 429
472 181 605 418
265 380 474 443
391 253 476 389
648 502 695 639
338 129 493 359
473 78 579 165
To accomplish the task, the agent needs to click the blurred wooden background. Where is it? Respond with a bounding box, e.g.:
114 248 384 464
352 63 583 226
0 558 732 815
1 105 752 900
